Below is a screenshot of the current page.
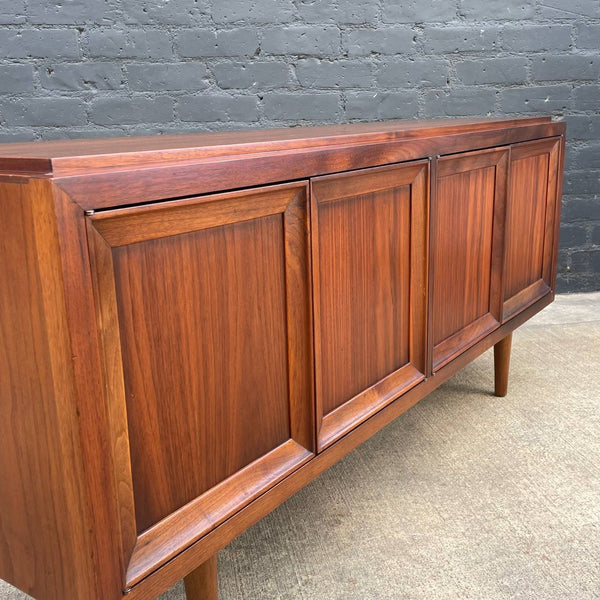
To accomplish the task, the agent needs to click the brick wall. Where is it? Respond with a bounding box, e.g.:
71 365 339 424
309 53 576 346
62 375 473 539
0 0 598 291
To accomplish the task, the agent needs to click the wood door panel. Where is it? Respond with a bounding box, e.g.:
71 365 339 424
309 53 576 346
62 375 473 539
502 138 560 320
432 166 495 344
86 182 314 582
112 215 290 532
317 188 411 414
504 153 548 298
312 162 428 450
431 148 507 371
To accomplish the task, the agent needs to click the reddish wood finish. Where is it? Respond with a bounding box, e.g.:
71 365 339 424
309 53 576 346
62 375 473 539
86 182 314 587
430 147 508 371
0 181 97 600
311 161 428 450
0 116 558 175
502 138 561 320
0 118 565 600
494 333 513 397
0 117 562 212
126 294 553 600
52 187 132 595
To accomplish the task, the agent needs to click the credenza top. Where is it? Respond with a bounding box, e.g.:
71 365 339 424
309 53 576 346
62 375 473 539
0 116 561 177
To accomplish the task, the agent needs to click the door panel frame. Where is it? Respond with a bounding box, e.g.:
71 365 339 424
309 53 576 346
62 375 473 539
430 147 509 372
501 137 561 321
311 161 429 451
85 181 315 588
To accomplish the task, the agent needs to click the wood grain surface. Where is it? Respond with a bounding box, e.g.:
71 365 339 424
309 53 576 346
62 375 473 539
0 180 97 599
86 182 314 586
502 138 560 320
0 118 559 214
0 116 554 174
0 118 565 600
113 214 292 531
431 148 508 371
126 294 553 600
312 161 428 450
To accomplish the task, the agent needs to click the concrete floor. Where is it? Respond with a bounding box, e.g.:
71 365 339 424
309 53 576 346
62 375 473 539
2 292 599 599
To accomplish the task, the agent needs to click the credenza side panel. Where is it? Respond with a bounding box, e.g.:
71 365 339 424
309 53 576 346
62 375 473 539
311 161 428 450
431 148 508 371
0 180 100 599
502 137 561 320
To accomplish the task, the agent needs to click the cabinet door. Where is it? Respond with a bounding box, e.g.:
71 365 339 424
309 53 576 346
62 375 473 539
502 138 561 320
86 182 314 586
311 162 428 451
430 148 508 371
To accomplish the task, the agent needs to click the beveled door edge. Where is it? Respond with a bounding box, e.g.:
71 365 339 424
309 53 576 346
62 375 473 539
125 440 313 587
85 219 138 582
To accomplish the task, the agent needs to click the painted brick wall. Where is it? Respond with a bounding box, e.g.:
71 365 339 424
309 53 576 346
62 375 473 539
0 0 598 291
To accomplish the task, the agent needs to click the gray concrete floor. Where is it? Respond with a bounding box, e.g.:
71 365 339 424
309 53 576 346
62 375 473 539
2 292 599 599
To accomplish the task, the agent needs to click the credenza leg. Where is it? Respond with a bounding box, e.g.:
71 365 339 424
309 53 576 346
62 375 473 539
493 332 513 397
183 554 218 600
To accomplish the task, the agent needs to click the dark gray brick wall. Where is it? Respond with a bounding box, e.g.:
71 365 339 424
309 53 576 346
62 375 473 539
0 0 598 292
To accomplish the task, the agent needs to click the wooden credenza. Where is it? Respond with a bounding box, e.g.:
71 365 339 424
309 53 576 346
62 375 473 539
0 117 565 600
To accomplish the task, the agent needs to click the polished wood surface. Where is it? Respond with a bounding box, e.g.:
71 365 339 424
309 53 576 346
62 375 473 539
0 181 96 600
87 182 314 586
56 120 563 212
0 118 561 212
0 118 565 600
494 333 513 397
52 187 131 596
311 161 427 450
183 555 217 600
111 211 291 531
127 295 553 600
502 138 560 320
431 148 508 371
0 116 554 174
127 441 311 587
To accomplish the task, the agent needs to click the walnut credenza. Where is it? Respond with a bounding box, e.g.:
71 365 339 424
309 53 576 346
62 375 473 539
0 117 565 600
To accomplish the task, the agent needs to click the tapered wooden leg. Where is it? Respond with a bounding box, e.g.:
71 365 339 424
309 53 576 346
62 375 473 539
494 332 513 397
184 554 218 600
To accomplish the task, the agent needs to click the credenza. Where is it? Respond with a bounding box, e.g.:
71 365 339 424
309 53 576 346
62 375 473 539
0 116 565 600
